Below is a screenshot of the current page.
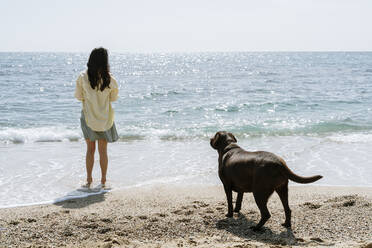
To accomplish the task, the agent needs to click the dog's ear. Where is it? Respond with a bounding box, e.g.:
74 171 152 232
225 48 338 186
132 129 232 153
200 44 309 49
211 132 221 149
228 132 237 143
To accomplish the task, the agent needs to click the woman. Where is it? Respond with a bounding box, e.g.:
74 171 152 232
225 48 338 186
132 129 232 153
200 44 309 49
74 47 119 189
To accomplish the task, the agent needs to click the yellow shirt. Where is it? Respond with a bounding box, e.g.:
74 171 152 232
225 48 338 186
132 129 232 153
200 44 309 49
74 70 119 131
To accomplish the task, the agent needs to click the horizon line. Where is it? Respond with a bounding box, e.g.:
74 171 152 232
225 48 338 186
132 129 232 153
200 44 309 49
1 50 372 54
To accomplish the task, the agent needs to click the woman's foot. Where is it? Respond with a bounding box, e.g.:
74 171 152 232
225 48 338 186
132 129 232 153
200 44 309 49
97 183 111 190
81 182 92 189
100 178 106 188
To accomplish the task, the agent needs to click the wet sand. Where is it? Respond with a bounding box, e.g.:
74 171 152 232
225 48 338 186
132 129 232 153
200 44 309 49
0 185 371 248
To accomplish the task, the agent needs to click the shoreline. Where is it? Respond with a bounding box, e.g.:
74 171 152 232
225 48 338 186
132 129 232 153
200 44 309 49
1 183 371 210
0 185 371 247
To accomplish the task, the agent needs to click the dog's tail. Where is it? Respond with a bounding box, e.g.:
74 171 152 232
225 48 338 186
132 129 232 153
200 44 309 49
279 157 323 184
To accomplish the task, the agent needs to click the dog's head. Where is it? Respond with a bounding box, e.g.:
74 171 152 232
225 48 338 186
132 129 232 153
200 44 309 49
210 131 237 150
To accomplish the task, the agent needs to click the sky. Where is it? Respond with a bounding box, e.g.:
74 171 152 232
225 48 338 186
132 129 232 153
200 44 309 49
1 0 372 52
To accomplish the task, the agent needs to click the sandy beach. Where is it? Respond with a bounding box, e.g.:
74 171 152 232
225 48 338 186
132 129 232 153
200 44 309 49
0 185 371 248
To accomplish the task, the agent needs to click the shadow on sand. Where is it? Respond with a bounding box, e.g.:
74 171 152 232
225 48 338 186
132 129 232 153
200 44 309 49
216 213 298 246
53 189 108 209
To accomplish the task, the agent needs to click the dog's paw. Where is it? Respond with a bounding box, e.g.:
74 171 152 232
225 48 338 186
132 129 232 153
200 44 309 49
250 226 262 232
225 213 233 218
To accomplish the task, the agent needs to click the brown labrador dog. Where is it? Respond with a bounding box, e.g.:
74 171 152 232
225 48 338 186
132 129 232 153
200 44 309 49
210 131 322 231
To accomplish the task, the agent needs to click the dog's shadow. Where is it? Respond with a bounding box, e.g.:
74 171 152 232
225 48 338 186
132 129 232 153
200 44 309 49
216 213 297 246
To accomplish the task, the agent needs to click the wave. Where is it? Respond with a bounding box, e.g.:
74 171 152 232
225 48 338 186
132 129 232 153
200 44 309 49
0 127 81 144
1 120 372 144
225 120 372 138
326 133 372 143
144 90 182 99
128 90 183 100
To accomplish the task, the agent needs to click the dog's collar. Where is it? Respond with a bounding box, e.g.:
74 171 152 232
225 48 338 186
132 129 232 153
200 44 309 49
222 143 240 154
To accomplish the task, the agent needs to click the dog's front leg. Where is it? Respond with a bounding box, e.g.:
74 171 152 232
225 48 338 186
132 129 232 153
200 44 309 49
223 185 233 217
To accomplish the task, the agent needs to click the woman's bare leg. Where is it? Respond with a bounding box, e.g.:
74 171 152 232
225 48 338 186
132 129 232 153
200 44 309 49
85 139 96 185
98 139 108 185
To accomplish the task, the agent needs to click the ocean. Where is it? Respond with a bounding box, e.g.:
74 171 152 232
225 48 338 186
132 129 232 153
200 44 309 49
1 52 372 208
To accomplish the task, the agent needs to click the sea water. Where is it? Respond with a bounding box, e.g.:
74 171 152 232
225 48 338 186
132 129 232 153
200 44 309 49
1 52 372 208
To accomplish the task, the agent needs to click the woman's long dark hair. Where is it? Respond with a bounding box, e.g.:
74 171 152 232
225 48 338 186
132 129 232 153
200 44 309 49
87 47 111 91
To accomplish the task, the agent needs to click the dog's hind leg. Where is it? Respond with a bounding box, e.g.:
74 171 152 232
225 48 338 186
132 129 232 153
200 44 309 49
276 182 291 228
234 192 244 213
251 190 273 231
223 185 234 217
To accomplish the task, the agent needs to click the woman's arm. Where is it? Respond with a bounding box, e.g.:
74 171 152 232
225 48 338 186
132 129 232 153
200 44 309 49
109 76 119 102
74 74 84 101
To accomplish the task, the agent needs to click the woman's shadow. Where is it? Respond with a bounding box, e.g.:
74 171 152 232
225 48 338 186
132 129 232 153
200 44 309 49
216 213 298 246
53 187 108 209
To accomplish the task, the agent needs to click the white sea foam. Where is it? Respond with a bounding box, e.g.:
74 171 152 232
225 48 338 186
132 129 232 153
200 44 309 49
327 133 372 143
0 127 81 144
